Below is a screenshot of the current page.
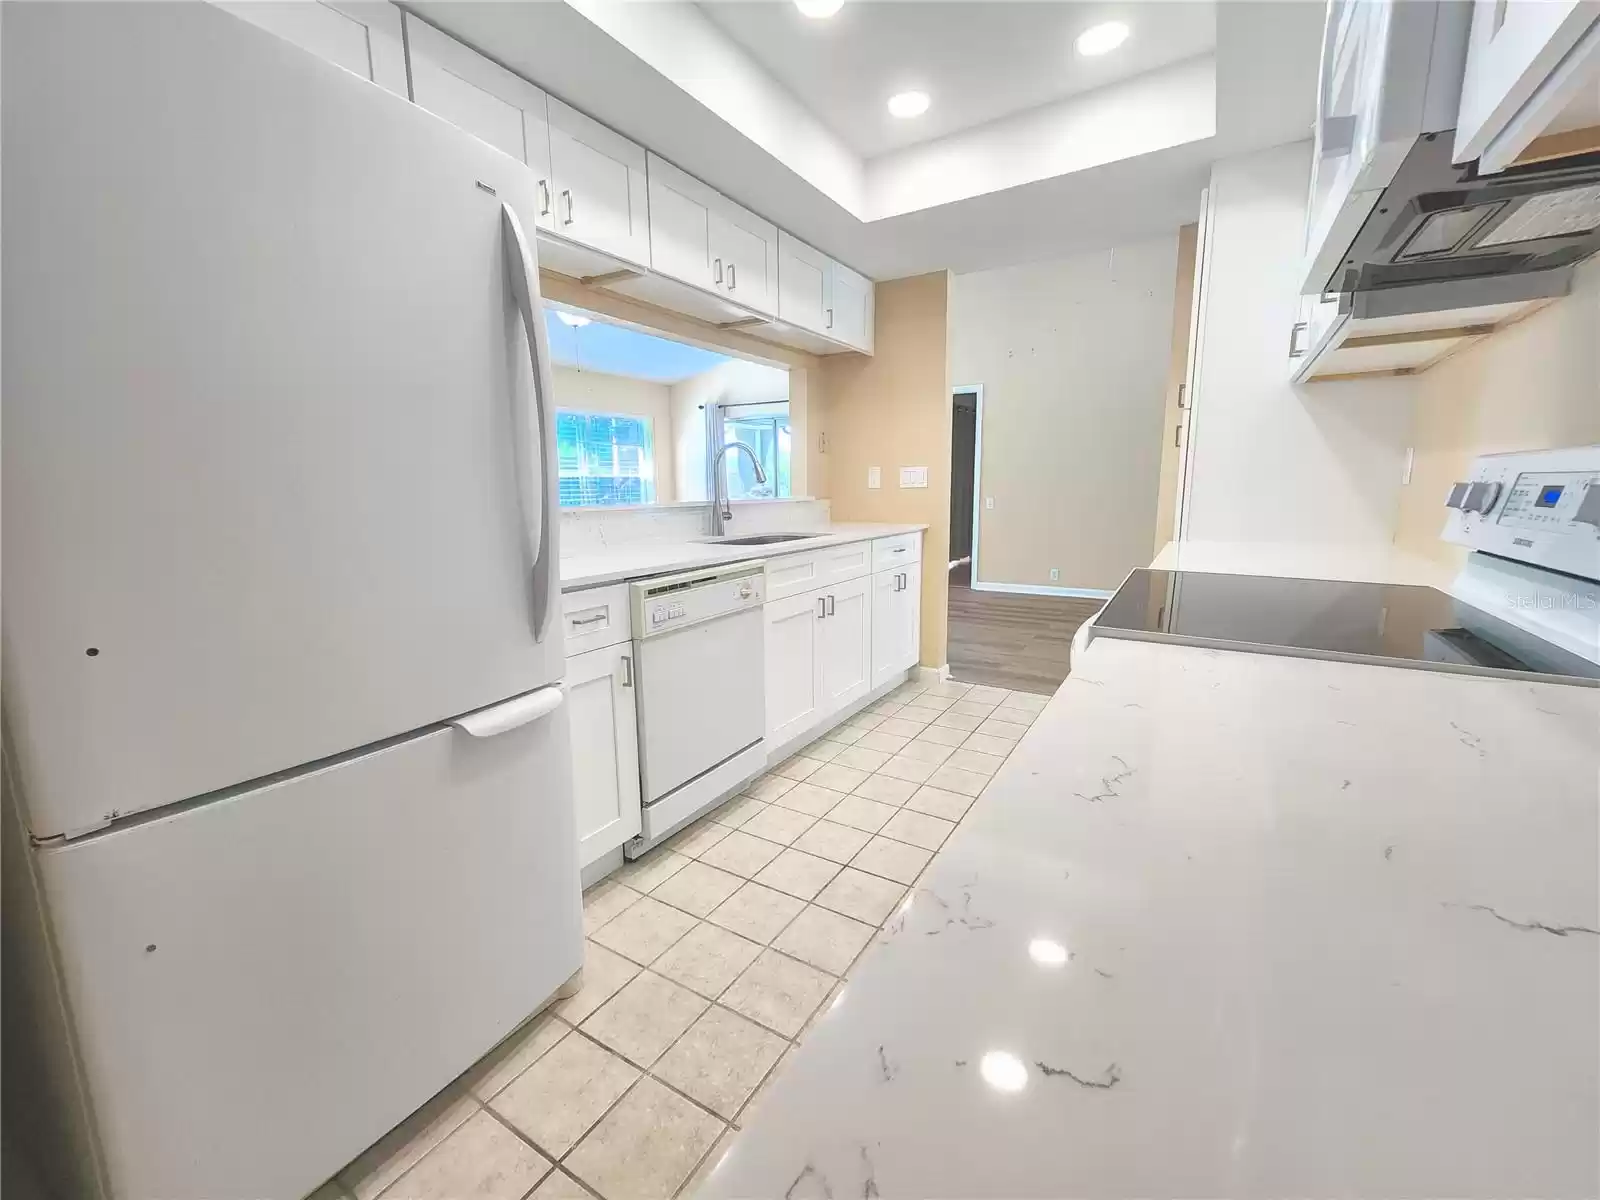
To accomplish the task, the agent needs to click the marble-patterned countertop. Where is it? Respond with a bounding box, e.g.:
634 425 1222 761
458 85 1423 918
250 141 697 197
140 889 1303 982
560 523 928 591
700 638 1600 1199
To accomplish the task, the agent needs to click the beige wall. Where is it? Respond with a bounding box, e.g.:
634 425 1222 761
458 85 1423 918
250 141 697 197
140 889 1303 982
950 237 1180 591
819 272 952 666
1152 223 1199 556
1395 256 1600 572
669 358 791 502
551 366 677 501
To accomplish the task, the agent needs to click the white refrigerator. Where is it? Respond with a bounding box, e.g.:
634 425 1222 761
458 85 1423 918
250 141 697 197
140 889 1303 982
1 4 581 1197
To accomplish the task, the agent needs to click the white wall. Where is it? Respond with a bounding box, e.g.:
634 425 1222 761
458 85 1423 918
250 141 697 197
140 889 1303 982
949 236 1180 591
668 358 790 502
1182 141 1418 549
551 366 676 501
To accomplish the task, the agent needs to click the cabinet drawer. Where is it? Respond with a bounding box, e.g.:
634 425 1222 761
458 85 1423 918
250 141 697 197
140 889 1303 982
815 541 872 588
872 533 922 573
764 552 823 603
561 583 631 653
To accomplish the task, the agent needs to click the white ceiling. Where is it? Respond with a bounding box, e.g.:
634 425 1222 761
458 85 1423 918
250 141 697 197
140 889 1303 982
413 0 1321 280
698 0 1217 159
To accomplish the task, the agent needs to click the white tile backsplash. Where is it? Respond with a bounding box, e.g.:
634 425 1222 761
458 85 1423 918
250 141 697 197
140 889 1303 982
560 500 831 555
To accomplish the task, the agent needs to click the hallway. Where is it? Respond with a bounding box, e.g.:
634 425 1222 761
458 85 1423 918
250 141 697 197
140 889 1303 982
945 563 1104 694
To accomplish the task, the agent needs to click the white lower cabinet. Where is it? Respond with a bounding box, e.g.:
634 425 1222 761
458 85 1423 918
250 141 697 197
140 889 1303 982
764 591 826 747
566 642 641 869
818 575 873 714
871 562 922 691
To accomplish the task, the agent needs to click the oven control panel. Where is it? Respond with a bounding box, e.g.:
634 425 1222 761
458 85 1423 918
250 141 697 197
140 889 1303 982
1442 445 1600 582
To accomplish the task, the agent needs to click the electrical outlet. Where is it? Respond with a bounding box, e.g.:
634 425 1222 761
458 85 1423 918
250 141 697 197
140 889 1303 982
985 496 994 510
867 466 881 489
1049 568 1060 582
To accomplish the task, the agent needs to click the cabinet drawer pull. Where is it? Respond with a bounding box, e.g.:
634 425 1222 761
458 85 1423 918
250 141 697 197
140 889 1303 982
568 612 608 627
727 263 737 290
562 189 574 226
825 307 833 329
538 179 551 217
713 257 723 285
621 654 633 688
817 596 826 620
826 594 835 617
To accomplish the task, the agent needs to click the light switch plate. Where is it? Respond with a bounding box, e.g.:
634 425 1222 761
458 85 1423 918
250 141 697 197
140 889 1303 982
985 496 994 510
899 466 928 488
867 466 881 489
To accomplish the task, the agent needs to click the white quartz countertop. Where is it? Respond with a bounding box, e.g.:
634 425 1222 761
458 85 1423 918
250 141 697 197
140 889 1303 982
560 523 928 591
700 639 1599 1200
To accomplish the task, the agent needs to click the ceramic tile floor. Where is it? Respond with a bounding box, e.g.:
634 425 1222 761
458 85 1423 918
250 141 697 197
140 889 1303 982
316 678 1047 1200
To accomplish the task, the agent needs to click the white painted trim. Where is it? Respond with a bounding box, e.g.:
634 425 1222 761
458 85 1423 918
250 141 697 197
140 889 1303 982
971 581 1114 600
952 384 984 583
1174 184 1214 543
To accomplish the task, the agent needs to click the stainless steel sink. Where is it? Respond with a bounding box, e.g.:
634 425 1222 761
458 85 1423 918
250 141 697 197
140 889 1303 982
698 533 822 546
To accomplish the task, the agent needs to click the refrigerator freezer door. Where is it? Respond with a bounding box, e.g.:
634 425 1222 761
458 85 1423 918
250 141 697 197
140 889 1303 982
36 700 581 1200
2 2 563 838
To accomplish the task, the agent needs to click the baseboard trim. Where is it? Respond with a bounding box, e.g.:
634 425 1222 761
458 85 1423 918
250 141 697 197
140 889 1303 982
971 581 1115 600
913 664 951 683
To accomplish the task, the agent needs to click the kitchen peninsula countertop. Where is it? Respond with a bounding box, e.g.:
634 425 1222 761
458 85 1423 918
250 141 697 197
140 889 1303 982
698 637 1600 1200
560 523 929 590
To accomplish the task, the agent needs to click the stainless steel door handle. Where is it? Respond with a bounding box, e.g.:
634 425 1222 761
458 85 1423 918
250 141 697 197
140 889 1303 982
727 263 736 290
500 203 556 643
538 179 551 217
1288 321 1308 358
817 597 826 619
713 257 723 285
621 654 633 688
825 307 833 329
569 612 607 626
826 594 835 617
562 189 574 226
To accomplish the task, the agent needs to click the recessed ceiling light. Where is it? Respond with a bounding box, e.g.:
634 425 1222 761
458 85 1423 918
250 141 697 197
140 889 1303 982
555 311 591 328
887 90 930 119
795 0 843 18
1028 938 1069 967
1076 20 1130 56
979 1051 1029 1093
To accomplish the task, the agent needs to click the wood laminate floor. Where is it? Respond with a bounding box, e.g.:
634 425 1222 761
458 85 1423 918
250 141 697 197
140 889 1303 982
945 563 1104 695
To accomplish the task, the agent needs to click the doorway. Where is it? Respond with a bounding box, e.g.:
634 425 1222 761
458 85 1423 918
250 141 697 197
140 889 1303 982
948 387 980 586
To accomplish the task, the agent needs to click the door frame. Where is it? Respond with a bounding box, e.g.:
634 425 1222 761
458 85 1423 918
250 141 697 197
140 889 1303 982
952 384 985 580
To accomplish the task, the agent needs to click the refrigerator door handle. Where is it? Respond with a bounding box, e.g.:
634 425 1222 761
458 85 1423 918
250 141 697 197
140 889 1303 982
450 685 565 738
501 202 557 643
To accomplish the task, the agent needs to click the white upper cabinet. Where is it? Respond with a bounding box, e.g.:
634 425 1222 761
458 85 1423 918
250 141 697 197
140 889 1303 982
547 98 651 267
777 231 831 334
775 231 874 353
829 261 875 354
644 155 777 316
1455 0 1600 171
403 14 554 229
711 206 778 317
219 1 407 97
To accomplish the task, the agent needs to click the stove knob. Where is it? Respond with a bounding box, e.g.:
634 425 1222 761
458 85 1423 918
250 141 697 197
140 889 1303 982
1464 480 1502 514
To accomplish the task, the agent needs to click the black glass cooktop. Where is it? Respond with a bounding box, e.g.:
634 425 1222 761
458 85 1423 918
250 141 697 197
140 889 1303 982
1093 569 1598 684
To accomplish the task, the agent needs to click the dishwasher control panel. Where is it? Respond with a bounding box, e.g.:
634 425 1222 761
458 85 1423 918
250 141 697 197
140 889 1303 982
630 561 766 638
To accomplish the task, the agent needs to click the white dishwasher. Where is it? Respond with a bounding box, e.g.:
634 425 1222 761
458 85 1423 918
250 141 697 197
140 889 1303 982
626 560 768 855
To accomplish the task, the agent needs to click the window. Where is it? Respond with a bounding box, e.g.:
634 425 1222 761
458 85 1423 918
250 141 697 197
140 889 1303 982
719 403 791 501
555 410 656 508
